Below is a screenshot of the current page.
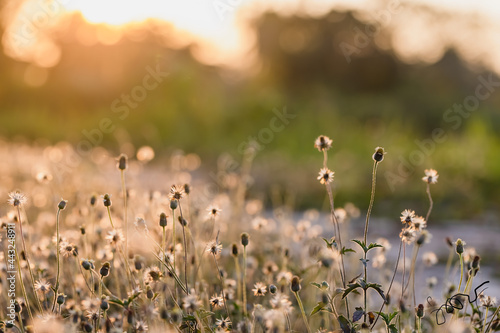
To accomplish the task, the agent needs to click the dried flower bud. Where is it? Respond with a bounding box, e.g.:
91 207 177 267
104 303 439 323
81 259 93 271
160 307 169 320
269 284 277 294
117 154 127 170
183 184 190 194
232 243 238 257
58 199 67 210
90 194 97 206
134 256 144 271
178 216 187 226
372 147 386 162
455 238 465 255
80 225 86 235
416 304 424 318
100 298 109 311
56 293 66 305
241 233 249 247
472 255 481 276
103 194 112 207
159 212 167 227
170 199 178 210
399 299 407 313
100 262 111 278
146 286 154 299
291 276 301 293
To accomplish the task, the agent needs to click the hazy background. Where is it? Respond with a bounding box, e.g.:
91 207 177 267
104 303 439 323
1 0 500 220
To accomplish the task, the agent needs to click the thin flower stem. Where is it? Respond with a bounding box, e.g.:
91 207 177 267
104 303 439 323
51 208 62 312
106 207 133 289
178 201 189 294
294 291 312 333
243 245 248 317
482 307 489 333
172 208 176 280
212 253 231 322
363 160 378 322
14 247 35 330
234 256 242 305
458 254 464 292
323 148 349 317
371 240 403 329
16 207 43 313
120 170 128 267
402 244 406 299
425 183 433 222
162 226 166 275
364 161 378 245
485 305 500 333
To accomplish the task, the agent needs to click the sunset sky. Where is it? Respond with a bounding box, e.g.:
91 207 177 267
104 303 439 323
2 0 500 70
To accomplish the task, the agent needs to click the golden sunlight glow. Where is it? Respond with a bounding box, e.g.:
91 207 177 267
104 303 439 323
3 0 500 70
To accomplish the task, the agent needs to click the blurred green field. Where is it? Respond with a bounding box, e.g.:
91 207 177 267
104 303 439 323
1 8 500 219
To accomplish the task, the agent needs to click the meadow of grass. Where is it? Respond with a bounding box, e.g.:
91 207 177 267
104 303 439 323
0 137 498 333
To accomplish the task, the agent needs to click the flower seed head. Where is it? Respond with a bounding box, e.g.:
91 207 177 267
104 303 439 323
170 199 178 210
317 168 334 185
269 284 277 294
291 276 301 293
100 298 109 311
8 191 27 207
169 185 185 201
57 293 66 305
117 154 128 170
422 169 439 184
314 135 333 152
372 147 386 162
100 262 111 277
416 304 424 318
232 243 238 257
183 184 190 194
58 199 67 210
90 194 97 206
455 238 465 255
159 212 168 227
178 216 187 226
103 194 112 207
241 232 249 247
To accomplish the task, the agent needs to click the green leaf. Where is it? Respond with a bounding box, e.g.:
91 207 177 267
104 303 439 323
341 247 356 255
388 311 398 324
376 311 389 324
310 282 322 290
388 324 398 333
197 309 215 320
367 283 386 301
108 298 125 307
352 239 367 253
322 237 337 250
310 302 327 316
338 315 352 333
342 283 361 299
367 243 384 251
352 307 364 322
